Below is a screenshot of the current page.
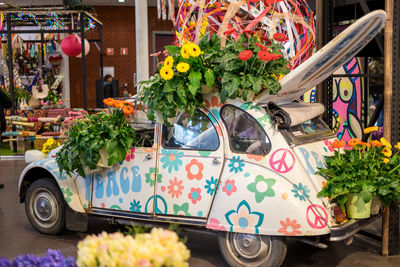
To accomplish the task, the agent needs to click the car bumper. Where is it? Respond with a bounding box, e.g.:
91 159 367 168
329 215 380 241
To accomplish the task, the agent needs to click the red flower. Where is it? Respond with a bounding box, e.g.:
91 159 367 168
270 53 283 60
255 42 268 50
273 32 288 42
260 36 272 45
257 50 273 61
238 50 253 61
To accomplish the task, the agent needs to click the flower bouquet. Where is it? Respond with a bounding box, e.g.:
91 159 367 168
76 228 190 267
56 99 137 177
41 138 61 156
318 127 400 218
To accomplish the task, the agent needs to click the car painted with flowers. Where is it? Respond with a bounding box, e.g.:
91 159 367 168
17 10 386 267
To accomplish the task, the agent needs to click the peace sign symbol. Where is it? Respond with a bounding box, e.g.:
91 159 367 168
269 148 295 174
306 204 328 229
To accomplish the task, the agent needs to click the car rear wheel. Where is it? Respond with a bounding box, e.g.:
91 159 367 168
218 231 287 267
25 178 65 234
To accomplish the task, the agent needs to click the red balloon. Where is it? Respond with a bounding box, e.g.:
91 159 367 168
61 35 81 57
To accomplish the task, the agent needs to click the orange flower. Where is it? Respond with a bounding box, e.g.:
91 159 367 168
122 105 134 115
358 141 371 148
113 100 124 109
332 140 346 149
185 159 204 180
348 138 361 147
122 101 134 107
277 218 302 236
103 98 114 106
370 140 383 147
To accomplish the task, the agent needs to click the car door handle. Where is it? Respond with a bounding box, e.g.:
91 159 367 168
145 153 153 160
213 158 221 164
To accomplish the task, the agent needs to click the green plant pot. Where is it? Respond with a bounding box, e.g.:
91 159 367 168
345 193 371 219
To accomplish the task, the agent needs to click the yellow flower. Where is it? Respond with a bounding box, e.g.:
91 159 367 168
46 138 55 146
380 137 392 149
160 66 174 80
189 43 202 57
164 56 174 68
395 142 400 151
382 147 392 157
180 44 191 59
176 62 190 73
363 126 379 134
383 158 389 164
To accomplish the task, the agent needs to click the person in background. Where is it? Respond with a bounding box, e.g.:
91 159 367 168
121 82 129 97
0 89 11 189
103 74 113 99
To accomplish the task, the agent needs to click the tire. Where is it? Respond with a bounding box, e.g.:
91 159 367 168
218 231 287 267
25 178 66 234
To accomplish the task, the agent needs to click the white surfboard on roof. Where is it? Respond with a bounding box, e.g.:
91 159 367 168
254 10 386 105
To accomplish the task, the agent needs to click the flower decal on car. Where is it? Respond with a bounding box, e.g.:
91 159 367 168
173 202 191 216
277 218 302 236
222 179 237 196
188 188 202 204
129 199 142 212
167 177 184 198
206 218 226 231
61 187 73 203
185 159 204 180
228 156 245 173
247 175 276 203
204 176 218 195
291 183 310 201
225 200 264 234
126 148 135 162
145 167 162 187
160 149 183 173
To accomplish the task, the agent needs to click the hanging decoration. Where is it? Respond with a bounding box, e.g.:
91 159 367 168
76 38 90 58
61 34 81 57
175 0 315 69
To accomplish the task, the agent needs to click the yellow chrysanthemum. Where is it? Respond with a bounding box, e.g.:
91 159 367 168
394 142 400 151
380 137 392 149
180 44 191 59
176 62 190 73
382 147 392 158
164 56 174 68
160 66 174 80
363 126 379 134
189 43 202 57
383 158 389 164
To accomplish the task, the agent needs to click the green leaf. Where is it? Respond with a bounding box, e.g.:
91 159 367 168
163 82 174 92
225 77 240 98
188 71 202 92
164 45 180 55
204 69 215 88
177 84 187 105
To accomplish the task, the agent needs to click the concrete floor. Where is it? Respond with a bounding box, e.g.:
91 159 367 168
1 159 400 266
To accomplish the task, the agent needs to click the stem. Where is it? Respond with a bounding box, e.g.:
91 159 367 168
389 163 400 174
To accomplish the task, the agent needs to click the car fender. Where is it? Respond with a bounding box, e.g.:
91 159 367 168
18 157 90 213
206 162 332 236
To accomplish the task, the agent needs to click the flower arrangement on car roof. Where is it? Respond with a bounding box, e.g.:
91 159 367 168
138 30 290 124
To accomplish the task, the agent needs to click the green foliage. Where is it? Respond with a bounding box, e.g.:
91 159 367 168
318 142 400 211
56 109 138 177
15 86 30 102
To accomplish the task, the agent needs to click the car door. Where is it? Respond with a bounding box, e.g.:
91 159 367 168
154 108 224 218
91 124 158 214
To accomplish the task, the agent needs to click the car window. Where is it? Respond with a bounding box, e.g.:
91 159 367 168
221 105 271 155
162 110 219 151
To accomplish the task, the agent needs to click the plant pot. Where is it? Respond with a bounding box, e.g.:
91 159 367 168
97 147 112 168
82 164 103 176
345 193 371 219
201 85 215 95
370 196 381 215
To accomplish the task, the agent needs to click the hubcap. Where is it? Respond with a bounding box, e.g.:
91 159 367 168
229 232 271 262
32 190 58 227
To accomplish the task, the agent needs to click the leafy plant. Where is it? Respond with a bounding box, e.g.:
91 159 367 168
15 86 30 102
318 132 400 211
56 108 138 177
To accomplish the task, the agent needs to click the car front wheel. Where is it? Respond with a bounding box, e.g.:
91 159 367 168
25 178 65 234
218 231 287 267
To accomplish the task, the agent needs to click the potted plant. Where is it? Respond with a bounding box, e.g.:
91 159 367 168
318 128 400 219
214 31 290 102
56 99 137 177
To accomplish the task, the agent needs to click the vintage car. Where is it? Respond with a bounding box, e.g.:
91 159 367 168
17 10 386 267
